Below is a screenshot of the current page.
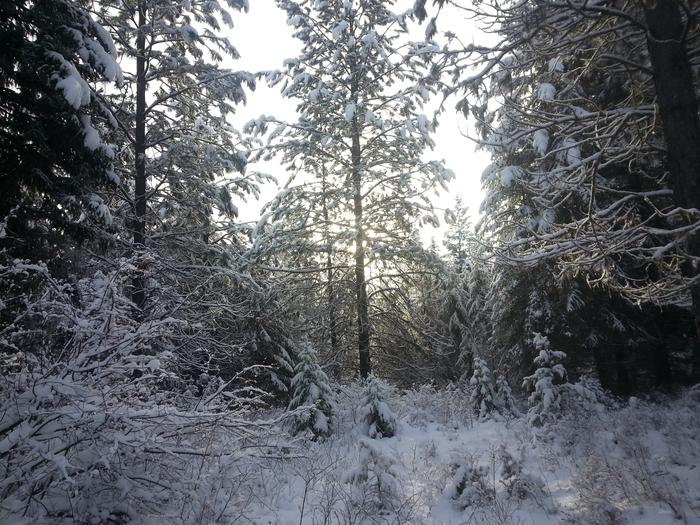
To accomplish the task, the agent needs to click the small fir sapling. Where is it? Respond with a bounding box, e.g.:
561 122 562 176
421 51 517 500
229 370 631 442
359 374 397 438
497 445 544 499
494 373 521 417
445 459 493 508
522 333 568 426
288 342 334 436
469 357 497 418
345 438 400 509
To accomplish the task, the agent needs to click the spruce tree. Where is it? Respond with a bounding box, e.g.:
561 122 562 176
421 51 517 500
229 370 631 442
469 356 496 419
522 333 567 427
0 0 121 263
359 374 397 438
428 0 700 372
288 342 334 436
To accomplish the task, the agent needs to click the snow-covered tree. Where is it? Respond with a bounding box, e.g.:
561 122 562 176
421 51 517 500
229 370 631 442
345 438 401 510
359 375 397 438
494 373 520 417
443 196 471 273
469 356 497 419
249 165 356 379
445 460 492 509
522 333 568 427
288 342 334 436
93 0 264 310
423 0 700 372
0 0 121 262
248 0 453 378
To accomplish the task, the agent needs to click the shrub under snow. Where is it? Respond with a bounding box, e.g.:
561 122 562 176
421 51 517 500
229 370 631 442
0 262 273 524
445 459 493 509
345 438 401 510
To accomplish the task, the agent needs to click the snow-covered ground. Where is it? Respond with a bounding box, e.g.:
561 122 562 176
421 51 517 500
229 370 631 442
3 381 699 524
232 385 700 525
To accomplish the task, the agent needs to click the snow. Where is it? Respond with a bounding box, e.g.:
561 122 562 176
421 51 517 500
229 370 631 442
548 57 565 72
80 115 114 158
500 165 522 187
49 52 91 108
361 31 378 49
2 366 700 525
178 385 699 525
332 20 349 39
343 102 356 122
533 128 549 156
84 36 122 83
416 114 431 135
415 43 440 55
558 138 582 166
87 194 112 225
536 82 556 101
180 24 199 43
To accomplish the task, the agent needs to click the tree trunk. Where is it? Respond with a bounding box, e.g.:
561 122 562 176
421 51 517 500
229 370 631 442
321 169 340 369
132 1 147 311
352 124 371 379
645 0 700 377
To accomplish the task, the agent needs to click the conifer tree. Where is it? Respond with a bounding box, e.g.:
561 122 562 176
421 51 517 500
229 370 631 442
469 356 497 419
494 373 520 417
443 196 471 273
0 0 121 262
423 0 700 372
249 0 453 378
522 333 567 427
346 439 401 509
93 0 263 310
288 342 334 436
359 374 397 438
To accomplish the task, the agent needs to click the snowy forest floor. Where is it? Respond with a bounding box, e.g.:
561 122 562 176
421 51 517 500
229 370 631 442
230 385 700 525
5 383 700 525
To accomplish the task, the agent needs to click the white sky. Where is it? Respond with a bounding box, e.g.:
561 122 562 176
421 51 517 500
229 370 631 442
230 0 490 244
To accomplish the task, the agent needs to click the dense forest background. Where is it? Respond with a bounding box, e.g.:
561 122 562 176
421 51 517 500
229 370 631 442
1 0 700 523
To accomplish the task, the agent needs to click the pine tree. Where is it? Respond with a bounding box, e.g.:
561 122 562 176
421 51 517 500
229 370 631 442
93 0 262 310
249 0 453 379
288 342 334 436
359 374 397 438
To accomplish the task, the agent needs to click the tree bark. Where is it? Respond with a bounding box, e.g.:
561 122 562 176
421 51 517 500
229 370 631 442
644 0 700 378
352 122 371 379
132 1 147 311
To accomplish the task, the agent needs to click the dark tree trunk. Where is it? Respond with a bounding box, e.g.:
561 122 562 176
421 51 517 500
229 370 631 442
132 1 147 311
352 124 371 379
645 0 700 378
